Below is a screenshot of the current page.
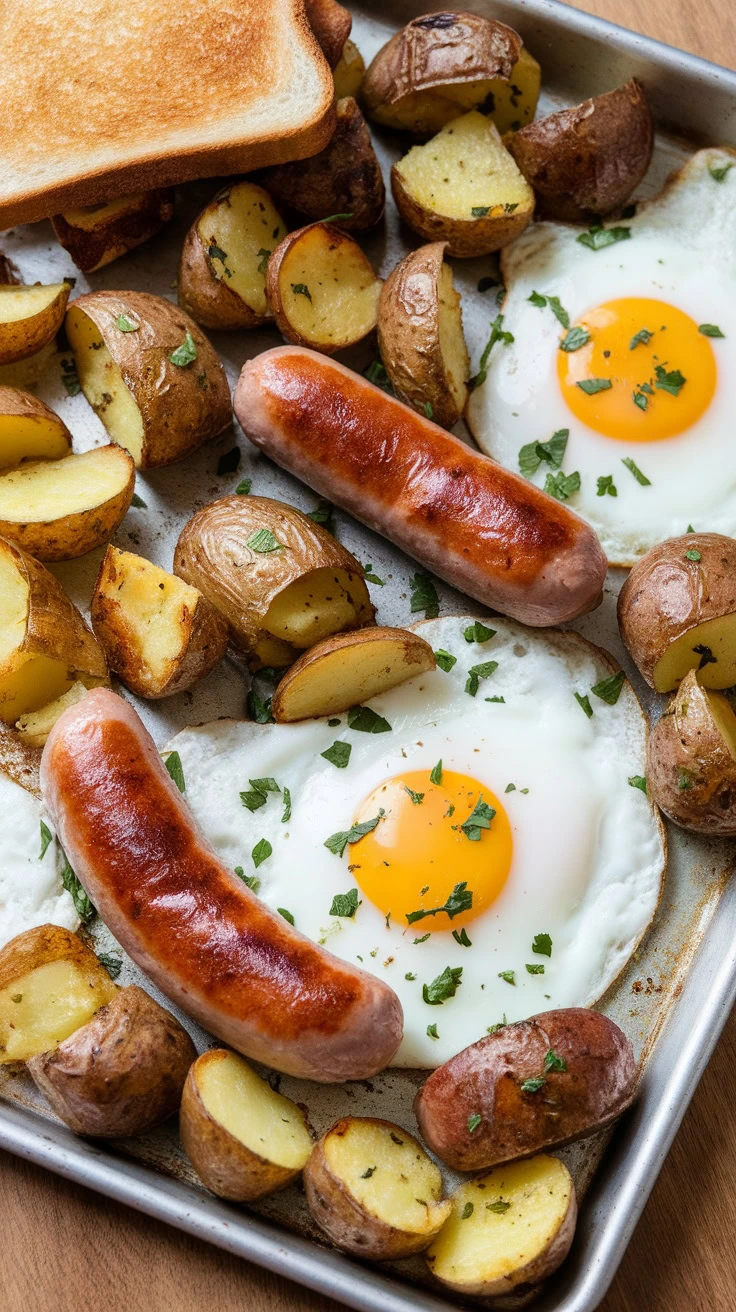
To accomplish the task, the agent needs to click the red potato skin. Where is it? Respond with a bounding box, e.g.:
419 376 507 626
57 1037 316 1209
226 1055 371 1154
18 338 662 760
414 1008 636 1171
40 688 403 1083
234 348 607 626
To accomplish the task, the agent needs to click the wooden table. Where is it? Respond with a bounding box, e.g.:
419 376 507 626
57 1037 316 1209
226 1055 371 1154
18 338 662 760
2 2 735 1309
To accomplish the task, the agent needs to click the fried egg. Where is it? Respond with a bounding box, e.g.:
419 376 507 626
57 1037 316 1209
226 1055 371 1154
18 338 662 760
0 771 78 949
466 148 736 566
169 618 664 1068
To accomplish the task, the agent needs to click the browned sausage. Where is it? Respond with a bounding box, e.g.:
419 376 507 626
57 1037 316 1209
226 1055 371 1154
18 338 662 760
234 346 607 625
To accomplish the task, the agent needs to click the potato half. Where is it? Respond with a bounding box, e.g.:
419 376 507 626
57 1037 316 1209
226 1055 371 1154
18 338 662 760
272 626 436 722
425 1156 577 1300
0 443 135 561
378 242 468 427
333 39 365 100
304 1117 451 1260
66 290 231 469
178 182 288 331
27 984 196 1138
647 669 736 834
0 388 72 470
181 1049 313 1201
265 222 382 352
362 13 540 138
392 112 534 257
91 545 230 698
0 283 70 366
0 340 57 391
174 495 374 671
507 79 654 222
0 925 117 1064
51 190 175 273
14 681 89 749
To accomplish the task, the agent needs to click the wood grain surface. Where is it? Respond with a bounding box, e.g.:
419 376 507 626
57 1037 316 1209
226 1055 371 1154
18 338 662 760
2 2 735 1310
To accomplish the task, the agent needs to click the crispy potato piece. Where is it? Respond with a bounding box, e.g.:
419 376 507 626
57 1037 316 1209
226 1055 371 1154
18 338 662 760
0 538 108 726
0 284 70 366
27 984 196 1137
272 626 435 722
618 533 736 692
51 190 174 273
91 546 229 698
305 0 352 69
378 242 468 427
15 681 89 748
392 112 534 257
507 80 653 222
266 222 381 352
178 182 288 331
0 443 135 561
0 925 117 1063
0 388 72 470
181 1049 313 1201
362 13 539 139
647 669 736 834
66 290 231 469
174 495 374 671
425 1156 576 1300
0 340 57 390
259 98 385 232
304 1117 451 1259
333 39 365 99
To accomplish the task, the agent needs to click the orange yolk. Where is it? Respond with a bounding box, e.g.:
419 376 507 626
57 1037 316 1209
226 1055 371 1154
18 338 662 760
350 769 513 931
557 297 716 442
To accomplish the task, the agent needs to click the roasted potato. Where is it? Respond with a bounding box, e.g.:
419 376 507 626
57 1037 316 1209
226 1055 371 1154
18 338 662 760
259 98 385 232
51 190 174 273
0 538 108 727
305 0 352 69
647 669 736 833
0 443 135 561
414 1009 637 1172
507 79 654 222
333 38 365 100
14 681 89 749
91 545 230 698
0 339 57 390
425 1155 577 1300
266 222 382 352
0 388 72 469
362 12 540 139
66 290 231 469
618 533 736 692
178 182 288 331
272 626 436 722
180 1049 313 1201
27 984 196 1138
377 242 468 427
174 495 374 670
392 112 534 257
0 925 117 1063
0 283 70 366
304 1117 451 1260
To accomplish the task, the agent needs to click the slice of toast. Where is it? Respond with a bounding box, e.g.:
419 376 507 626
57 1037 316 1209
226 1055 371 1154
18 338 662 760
0 0 336 228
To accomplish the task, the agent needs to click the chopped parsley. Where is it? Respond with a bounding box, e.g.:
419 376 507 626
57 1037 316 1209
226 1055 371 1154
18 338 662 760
414 933 431 945
131 492 147 507
633 391 649 412
520 1074 546 1093
526 962 545 975
465 660 498 696
256 248 271 274
453 927 472 947
498 970 515 985
363 359 395 393
404 785 424 805
423 965 463 1004
487 1199 511 1214
407 881 473 924
235 478 252 495
427 1022 439 1039
709 162 734 182
330 888 360 918
39 820 53 860
291 283 312 301
321 741 352 769
362 563 384 585
60 357 81 395
629 328 653 349
654 364 686 396
577 377 612 395
240 778 281 812
429 760 443 785
169 331 197 367
115 314 139 332
544 470 580 501
325 810 385 857
678 769 693 791
235 867 260 893
699 324 725 337
252 838 272 868
591 670 626 704
469 314 514 389
460 796 495 841
164 751 185 793
518 428 568 476
532 932 552 957
467 1113 482 1134
461 1202 474 1219
464 621 496 643
597 475 617 497
307 500 335 533
575 691 593 718
621 456 651 486
528 290 569 327
435 649 457 672
471 205 491 217
559 326 590 352
544 1049 567 1072
629 775 647 793
278 907 295 925
410 572 440 618
97 953 123 979
61 854 95 923
247 688 274 723
347 705 391 734
577 224 631 251
685 548 702 562
247 528 284 553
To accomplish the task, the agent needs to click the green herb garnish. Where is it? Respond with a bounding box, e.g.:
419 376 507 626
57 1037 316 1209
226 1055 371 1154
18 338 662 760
291 283 312 301
330 888 360 918
591 670 626 704
61 854 94 922
465 660 498 696
559 326 590 352
597 475 617 497
325 810 385 857
464 621 496 643
467 1113 482 1134
252 838 272 868
429 760 443 785
410 572 440 618
532 932 552 957
460 796 495 841
577 377 612 395
518 429 568 476
544 470 580 501
407 882 473 925
321 741 352 769
39 820 53 860
247 528 284 553
469 314 514 389
435 649 457 672
347 705 391 734
577 225 631 250
164 751 185 793
574 692 593 718
622 456 651 486
115 314 139 332
169 331 197 367
423 965 463 1005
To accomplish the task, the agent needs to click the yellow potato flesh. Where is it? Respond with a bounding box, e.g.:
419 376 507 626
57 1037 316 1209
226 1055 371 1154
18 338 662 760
66 308 145 463
198 1051 312 1170
276 635 432 721
0 446 130 523
0 285 66 326
199 184 287 317
0 413 70 470
437 262 469 412
0 546 27 667
324 1121 448 1234
397 111 532 221
15 681 88 747
101 551 199 681
706 689 736 757
0 958 116 1063
263 568 368 648
376 49 540 136
0 340 57 389
279 229 380 348
0 651 74 722
653 612 736 691
333 39 365 99
62 193 150 230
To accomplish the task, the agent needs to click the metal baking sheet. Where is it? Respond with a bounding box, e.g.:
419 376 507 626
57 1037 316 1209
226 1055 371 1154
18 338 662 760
2 2 736 1309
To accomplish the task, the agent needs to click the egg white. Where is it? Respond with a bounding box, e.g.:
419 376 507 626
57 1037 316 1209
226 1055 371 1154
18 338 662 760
0 772 79 949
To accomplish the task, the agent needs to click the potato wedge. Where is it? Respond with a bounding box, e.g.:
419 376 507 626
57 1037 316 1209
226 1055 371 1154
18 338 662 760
14 681 89 749
0 538 108 726
0 339 57 390
378 242 468 427
272 626 435 722
27 984 196 1137
0 924 117 1063
304 1117 450 1259
174 495 374 670
392 112 534 257
265 222 382 352
51 190 175 273
0 443 135 561
305 0 352 69
178 182 288 331
0 283 70 366
362 13 539 139
66 290 231 469
618 533 736 692
0 388 72 470
647 669 736 834
91 545 229 698
333 38 365 100
507 80 654 222
259 98 385 233
181 1049 313 1201
425 1156 576 1300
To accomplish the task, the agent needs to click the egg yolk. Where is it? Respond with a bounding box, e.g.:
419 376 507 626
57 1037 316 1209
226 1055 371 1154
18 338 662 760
349 769 513 930
557 297 716 441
